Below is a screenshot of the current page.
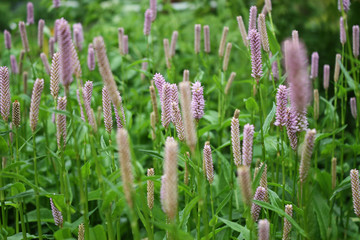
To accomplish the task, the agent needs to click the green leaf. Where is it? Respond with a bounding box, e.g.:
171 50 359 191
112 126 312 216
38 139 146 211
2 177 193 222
313 192 330 239
0 136 8 156
179 196 200 230
262 102 276 135
218 217 250 240
54 228 73 239
245 97 259 113
338 59 360 90
253 200 308 238
330 176 350 200
89 225 106 240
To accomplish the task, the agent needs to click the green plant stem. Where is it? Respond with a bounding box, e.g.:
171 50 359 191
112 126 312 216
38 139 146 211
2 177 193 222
90 133 114 240
33 134 43 240
257 83 266 162
210 185 216 240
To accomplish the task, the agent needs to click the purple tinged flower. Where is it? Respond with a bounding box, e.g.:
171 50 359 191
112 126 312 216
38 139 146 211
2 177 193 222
87 44 95 71
237 16 249 47
222 42 232 72
56 96 67 148
10 55 19 75
144 9 152 36
282 204 293 240
238 166 252 206
249 29 263 82
102 87 113 134
269 52 279 80
30 78 45 132
283 39 311 112
296 108 308 132
242 123 255 166
340 17 346 45
310 52 319 79
73 23 84 51
83 81 96 129
153 73 166 101
38 19 45 50
334 54 342 83
299 129 316 183
116 129 134 208
163 38 171 69
292 30 299 46
204 25 211 53
54 19 60 42
147 168 155 209
225 72 236 94
170 31 178 57
19 22 30 52
195 24 201 54
49 37 55 59
160 174 167 211
40 53 50 75
251 186 266 221
113 96 126 129
53 0 60 8
71 40 82 78
191 81 205 120
50 198 63 227
4 30 11 50
258 13 269 52
123 35 129 55
161 83 172 129
203 141 214 184
338 0 350 12
170 84 179 107
218 26 229 57
286 107 298 150
171 102 185 141
353 25 359 58
149 0 157 22
323 64 330 90
274 85 288 127
118 28 124 55
231 110 241 167
248 6 257 34
12 100 21 128
58 19 73 90
350 169 360 217
50 53 60 99
27 2 34 25
162 137 178 220
258 219 270 240
0 67 10 122
179 81 197 152
350 97 357 119
141 61 148 80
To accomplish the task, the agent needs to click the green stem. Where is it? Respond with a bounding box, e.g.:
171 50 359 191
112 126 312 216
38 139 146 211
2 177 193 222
257 83 266 162
33 134 43 240
210 185 216 240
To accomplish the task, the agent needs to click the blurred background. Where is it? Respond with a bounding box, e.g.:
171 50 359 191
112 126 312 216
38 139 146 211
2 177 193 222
1 0 359 68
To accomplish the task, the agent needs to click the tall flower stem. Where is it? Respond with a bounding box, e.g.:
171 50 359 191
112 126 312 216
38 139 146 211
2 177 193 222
209 185 216 239
257 83 266 162
15 127 27 240
33 134 43 240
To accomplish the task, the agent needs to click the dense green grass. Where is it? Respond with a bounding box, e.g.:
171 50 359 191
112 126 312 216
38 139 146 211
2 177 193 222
0 0 360 239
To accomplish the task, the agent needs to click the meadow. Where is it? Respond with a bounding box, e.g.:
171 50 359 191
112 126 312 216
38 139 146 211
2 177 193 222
0 0 360 239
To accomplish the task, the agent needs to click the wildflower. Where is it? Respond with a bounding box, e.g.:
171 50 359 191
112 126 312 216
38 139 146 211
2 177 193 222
147 168 155 210
203 141 214 184
282 204 293 240
4 30 11 49
242 124 255 166
274 85 288 127
30 79 44 132
102 87 113 134
50 198 63 227
144 9 152 36
299 129 316 183
249 29 263 82
251 186 266 221
310 52 319 79
19 22 30 52
237 16 248 47
323 65 330 90
238 166 252 206
258 219 270 240
194 24 201 54
38 19 45 50
231 109 241 167
218 26 229 57
204 25 211 53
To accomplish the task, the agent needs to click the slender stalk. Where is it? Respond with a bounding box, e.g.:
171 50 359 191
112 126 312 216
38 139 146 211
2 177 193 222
257 83 266 161
210 185 216 240
33 134 43 240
